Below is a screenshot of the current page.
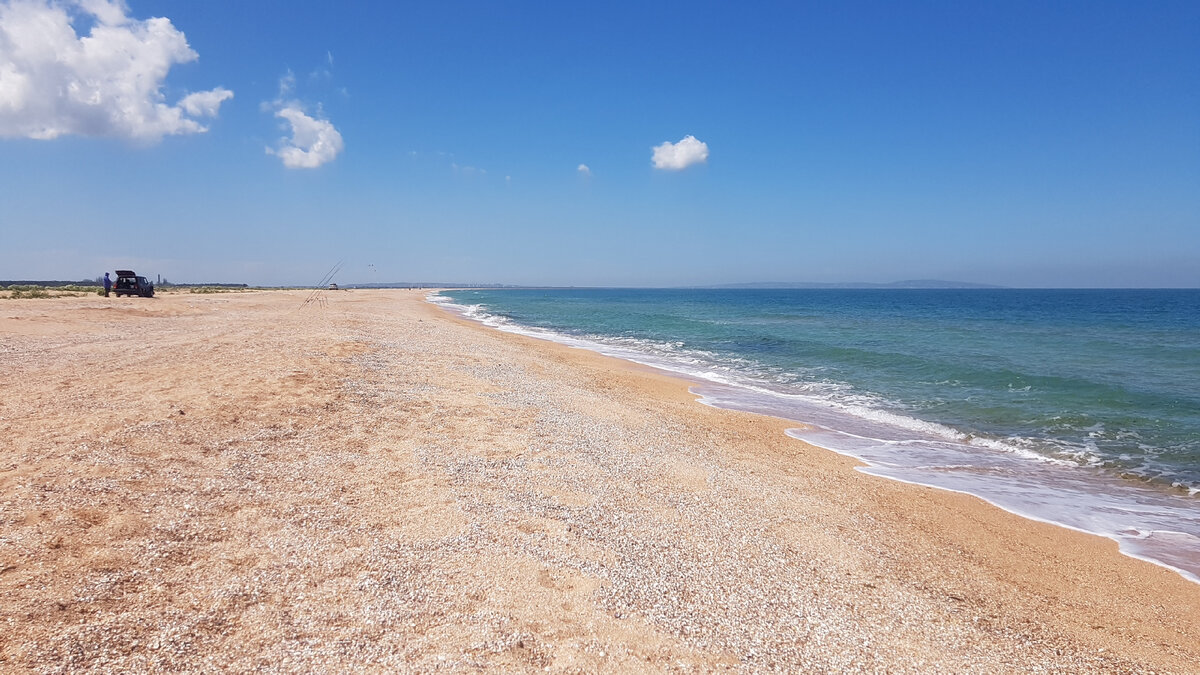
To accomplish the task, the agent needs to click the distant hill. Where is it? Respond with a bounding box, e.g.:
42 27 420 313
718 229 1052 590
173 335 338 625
345 282 519 289
703 280 1004 289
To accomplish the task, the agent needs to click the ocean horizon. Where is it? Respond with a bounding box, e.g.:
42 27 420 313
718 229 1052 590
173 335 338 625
433 288 1200 584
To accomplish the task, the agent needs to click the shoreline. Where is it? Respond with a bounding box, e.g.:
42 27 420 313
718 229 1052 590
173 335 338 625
426 291 1200 654
793 430 1200 586
3 289 1199 670
429 290 1200 586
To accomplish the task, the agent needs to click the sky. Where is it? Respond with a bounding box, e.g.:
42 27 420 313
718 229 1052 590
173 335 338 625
1 0 1197 287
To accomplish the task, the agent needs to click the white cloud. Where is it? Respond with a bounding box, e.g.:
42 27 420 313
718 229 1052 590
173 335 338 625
577 163 591 176
0 0 232 141
277 70 296 98
651 135 709 170
268 104 343 169
264 65 343 169
180 88 233 117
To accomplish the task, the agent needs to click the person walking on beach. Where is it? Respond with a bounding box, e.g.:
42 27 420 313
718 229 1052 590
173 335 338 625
103 272 111 297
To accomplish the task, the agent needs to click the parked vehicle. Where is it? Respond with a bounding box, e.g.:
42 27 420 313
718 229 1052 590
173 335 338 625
114 270 154 297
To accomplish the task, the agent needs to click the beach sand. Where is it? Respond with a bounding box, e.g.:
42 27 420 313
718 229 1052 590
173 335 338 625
2 289 1198 672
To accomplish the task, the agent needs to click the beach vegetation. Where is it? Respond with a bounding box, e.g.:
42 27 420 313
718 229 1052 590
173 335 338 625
1 284 99 299
5 287 51 299
188 286 251 294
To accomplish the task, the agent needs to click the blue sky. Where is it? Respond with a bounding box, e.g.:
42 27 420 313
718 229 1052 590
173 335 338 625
1 0 1197 287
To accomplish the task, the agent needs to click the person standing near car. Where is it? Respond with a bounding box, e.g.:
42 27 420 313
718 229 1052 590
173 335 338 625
103 272 111 297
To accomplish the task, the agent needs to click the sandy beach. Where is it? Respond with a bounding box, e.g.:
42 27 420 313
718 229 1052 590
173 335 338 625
1 288 1198 672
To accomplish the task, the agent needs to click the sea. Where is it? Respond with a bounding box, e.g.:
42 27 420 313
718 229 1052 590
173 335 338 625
431 288 1200 584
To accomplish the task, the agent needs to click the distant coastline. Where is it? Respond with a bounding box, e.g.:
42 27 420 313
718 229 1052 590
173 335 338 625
698 280 1004 290
353 280 1005 290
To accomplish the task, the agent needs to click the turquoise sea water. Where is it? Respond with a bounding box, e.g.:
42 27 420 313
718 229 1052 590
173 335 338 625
433 289 1200 582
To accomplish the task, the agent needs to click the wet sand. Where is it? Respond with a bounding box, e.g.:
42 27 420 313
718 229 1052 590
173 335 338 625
1 289 1198 672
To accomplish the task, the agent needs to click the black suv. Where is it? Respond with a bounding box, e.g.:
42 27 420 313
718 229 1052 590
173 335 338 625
114 270 154 297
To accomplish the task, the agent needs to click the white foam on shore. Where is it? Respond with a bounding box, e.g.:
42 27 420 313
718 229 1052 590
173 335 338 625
428 292 1200 585
786 423 1200 585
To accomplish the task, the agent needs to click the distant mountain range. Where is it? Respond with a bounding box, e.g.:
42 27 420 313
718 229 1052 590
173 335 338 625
702 280 1004 289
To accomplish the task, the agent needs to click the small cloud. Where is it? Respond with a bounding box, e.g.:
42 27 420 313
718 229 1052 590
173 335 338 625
0 0 232 141
267 104 343 169
277 70 296 98
577 163 592 177
651 135 709 171
264 64 342 169
310 52 333 81
180 89 234 117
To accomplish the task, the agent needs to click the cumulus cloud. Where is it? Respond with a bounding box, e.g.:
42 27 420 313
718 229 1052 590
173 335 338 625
180 88 233 117
577 163 591 176
0 0 232 141
264 66 343 169
268 104 343 169
651 135 709 170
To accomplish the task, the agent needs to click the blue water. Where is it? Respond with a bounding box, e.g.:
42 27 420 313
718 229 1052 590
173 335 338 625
432 288 1200 582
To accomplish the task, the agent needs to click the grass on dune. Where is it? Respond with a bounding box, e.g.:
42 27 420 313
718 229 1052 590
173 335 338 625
1 284 101 299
